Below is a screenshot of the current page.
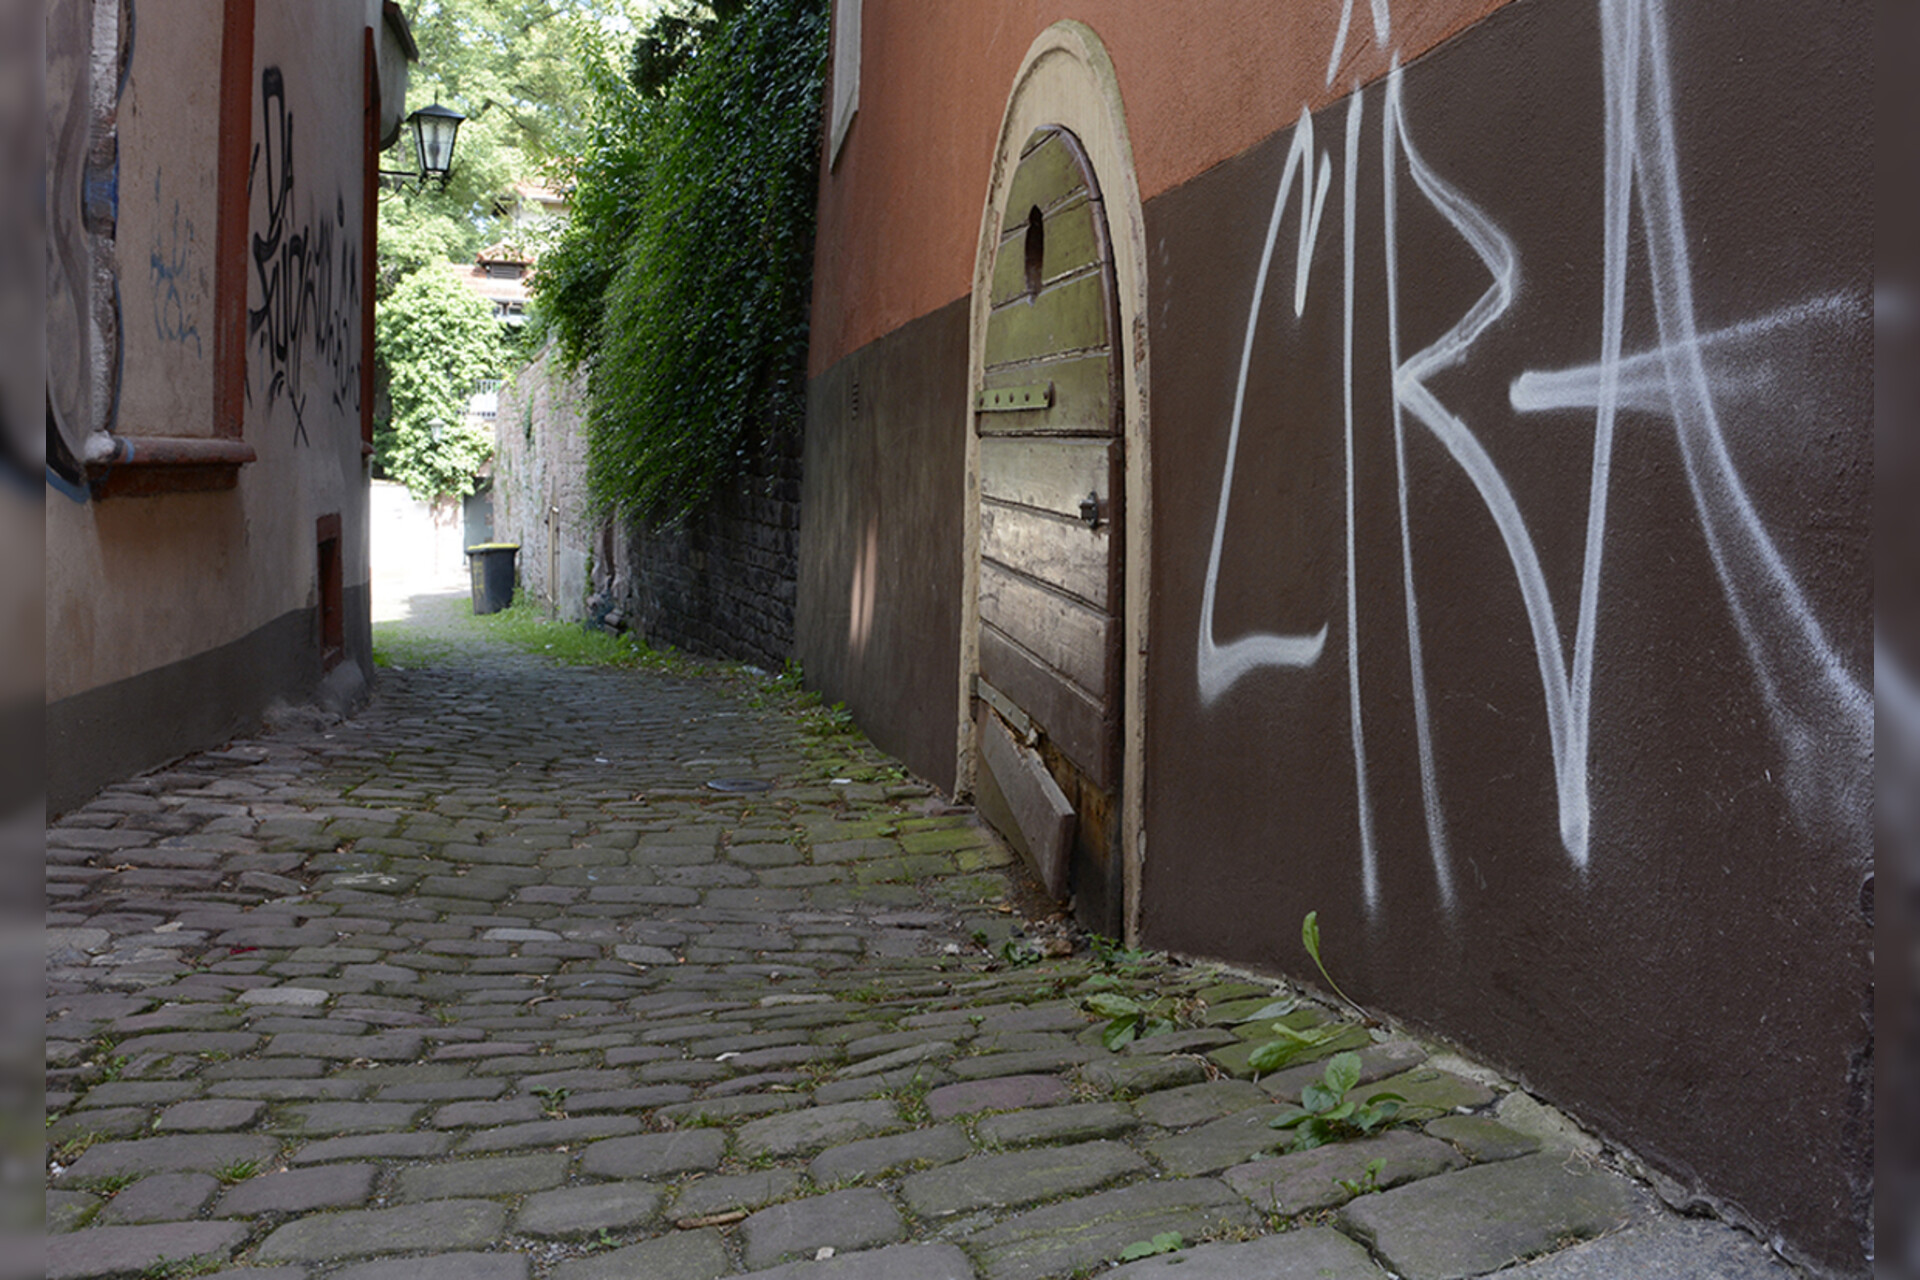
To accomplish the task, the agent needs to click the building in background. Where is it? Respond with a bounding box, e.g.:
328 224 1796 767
46 0 417 811
796 1 1871 1272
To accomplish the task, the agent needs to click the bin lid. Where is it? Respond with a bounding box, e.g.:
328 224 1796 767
465 542 520 554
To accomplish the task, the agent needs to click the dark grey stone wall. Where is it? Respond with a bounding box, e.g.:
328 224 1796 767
617 420 804 672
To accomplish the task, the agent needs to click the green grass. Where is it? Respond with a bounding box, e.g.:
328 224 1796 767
472 594 687 670
371 591 687 672
141 1255 226 1279
213 1159 259 1184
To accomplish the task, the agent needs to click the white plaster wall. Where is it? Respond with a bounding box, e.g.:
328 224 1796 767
369 480 467 621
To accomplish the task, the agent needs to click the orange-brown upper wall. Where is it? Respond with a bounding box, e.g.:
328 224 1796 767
810 0 1509 377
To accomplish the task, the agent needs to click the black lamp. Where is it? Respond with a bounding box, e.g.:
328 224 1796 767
410 102 465 184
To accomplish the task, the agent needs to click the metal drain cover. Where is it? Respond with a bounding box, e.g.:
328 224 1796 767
706 778 773 793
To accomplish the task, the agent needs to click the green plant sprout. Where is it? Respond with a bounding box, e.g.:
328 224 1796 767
213 1159 259 1184
1084 992 1178 1052
1269 1051 1414 1152
1302 910 1371 1021
1117 1231 1185 1262
1245 1014 1343 1076
1333 1156 1388 1198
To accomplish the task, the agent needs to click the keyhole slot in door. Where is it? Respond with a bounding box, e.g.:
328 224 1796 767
1023 205 1045 299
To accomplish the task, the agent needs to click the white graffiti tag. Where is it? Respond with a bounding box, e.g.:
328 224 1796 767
1199 0 1870 913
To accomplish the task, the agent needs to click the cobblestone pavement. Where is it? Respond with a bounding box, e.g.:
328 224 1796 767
47 604 1801 1279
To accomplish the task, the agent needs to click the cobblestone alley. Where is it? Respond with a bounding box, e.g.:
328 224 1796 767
46 603 1800 1279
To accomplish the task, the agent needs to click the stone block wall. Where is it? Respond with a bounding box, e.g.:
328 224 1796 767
492 345 593 621
494 343 801 667
618 420 802 671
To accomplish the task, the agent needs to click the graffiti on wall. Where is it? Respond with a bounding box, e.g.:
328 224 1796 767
1197 0 1870 913
247 67 362 444
148 170 202 356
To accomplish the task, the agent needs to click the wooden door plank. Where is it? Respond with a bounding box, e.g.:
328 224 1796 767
991 197 1105 307
979 626 1114 788
1004 129 1087 220
979 437 1114 516
978 708 1075 899
981 501 1109 608
984 272 1110 368
979 562 1109 699
977 354 1116 436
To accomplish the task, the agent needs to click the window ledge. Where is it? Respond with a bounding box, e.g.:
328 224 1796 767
84 435 257 498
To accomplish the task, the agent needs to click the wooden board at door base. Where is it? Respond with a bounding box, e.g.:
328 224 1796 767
972 124 1125 935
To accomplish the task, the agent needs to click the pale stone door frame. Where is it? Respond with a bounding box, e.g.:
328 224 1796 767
957 20 1151 943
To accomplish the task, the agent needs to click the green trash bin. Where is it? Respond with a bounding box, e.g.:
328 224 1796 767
466 543 519 615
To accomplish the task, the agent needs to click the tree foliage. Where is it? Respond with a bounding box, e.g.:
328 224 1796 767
533 0 827 521
374 265 502 500
372 0 644 498
377 0 643 292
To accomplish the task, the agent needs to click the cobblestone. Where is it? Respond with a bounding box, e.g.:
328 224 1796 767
44 602 1782 1280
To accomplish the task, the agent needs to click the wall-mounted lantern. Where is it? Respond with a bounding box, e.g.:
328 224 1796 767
410 102 464 183
381 102 465 190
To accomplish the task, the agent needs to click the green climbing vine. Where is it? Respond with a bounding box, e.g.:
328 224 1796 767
533 0 827 522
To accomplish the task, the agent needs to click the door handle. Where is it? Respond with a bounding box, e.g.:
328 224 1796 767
1079 492 1102 530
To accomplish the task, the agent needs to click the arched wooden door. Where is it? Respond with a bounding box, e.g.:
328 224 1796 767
971 125 1125 935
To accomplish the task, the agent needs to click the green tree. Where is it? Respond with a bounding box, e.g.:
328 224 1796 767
377 0 644 293
374 265 502 500
534 0 827 520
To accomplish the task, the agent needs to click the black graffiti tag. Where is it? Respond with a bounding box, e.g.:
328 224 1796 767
247 66 361 443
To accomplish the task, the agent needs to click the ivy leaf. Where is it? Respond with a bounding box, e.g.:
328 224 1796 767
1102 1018 1139 1052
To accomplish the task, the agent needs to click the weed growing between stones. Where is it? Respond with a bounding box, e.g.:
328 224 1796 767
1239 912 1376 1077
213 1159 260 1184
1269 1052 1424 1152
1117 1231 1185 1261
372 592 691 673
882 1070 935 1126
51 1132 103 1164
87 1037 128 1083
1300 910 1371 1023
140 1255 225 1280
474 594 690 670
1083 991 1183 1052
71 1171 139 1195
1332 1156 1389 1197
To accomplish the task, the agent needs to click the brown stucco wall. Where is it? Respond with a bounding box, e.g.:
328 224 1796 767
797 300 971 792
809 0 1505 378
1145 1 1871 1269
803 0 1872 1270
